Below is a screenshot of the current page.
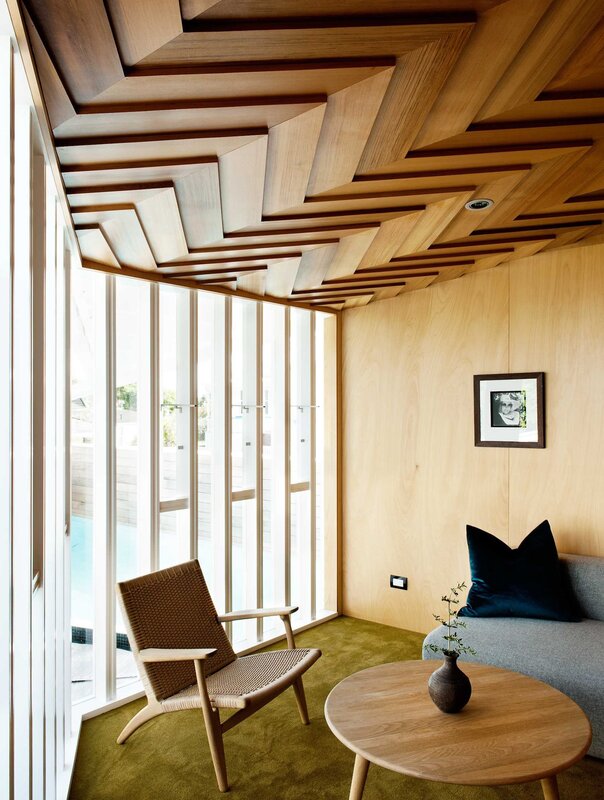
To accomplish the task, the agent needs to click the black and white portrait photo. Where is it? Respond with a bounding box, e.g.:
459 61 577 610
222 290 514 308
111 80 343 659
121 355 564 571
490 390 526 428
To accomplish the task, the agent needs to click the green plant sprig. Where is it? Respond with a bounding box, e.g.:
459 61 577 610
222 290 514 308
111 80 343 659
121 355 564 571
423 582 477 658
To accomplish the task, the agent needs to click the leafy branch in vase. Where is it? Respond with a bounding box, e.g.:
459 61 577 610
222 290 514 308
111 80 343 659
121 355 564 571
424 582 477 658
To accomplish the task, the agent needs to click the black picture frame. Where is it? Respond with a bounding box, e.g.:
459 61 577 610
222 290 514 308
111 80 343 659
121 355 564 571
473 372 545 448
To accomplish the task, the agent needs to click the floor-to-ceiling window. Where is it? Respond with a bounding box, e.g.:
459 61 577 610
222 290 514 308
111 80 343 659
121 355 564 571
1 5 72 796
69 274 337 713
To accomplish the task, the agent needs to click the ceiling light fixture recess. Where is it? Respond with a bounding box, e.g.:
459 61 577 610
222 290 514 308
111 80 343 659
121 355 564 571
465 198 494 211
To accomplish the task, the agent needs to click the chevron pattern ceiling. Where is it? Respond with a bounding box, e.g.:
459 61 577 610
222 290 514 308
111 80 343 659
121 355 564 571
20 0 604 309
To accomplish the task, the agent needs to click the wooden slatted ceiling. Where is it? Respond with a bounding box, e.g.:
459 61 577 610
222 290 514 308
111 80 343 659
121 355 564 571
19 0 604 310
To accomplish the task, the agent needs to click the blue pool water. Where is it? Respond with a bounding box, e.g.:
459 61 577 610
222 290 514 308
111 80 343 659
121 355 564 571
71 515 273 642
70 515 139 629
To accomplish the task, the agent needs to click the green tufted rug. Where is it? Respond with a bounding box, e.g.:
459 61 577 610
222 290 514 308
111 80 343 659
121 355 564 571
70 616 602 799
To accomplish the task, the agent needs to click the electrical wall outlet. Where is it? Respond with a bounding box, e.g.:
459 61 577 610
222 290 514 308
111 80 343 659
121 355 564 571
390 575 408 590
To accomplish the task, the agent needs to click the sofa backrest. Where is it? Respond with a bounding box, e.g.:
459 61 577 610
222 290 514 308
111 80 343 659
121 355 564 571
560 554 604 621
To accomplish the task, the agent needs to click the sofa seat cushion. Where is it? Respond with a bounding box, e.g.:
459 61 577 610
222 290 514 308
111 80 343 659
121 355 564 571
423 617 604 758
562 554 604 622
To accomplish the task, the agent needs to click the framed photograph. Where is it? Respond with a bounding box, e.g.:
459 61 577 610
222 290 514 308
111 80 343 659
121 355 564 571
473 372 545 448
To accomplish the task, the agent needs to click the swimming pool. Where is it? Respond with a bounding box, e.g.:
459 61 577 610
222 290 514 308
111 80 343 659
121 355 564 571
70 516 244 631
70 515 140 630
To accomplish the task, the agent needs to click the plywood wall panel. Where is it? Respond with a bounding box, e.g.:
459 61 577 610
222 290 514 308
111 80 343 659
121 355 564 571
342 242 604 634
342 267 509 634
508 244 604 557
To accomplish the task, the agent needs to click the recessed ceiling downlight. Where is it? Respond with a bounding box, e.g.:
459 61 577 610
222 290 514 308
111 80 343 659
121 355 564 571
465 198 494 211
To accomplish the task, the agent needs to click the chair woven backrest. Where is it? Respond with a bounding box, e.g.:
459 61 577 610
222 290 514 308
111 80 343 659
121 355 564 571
117 560 236 702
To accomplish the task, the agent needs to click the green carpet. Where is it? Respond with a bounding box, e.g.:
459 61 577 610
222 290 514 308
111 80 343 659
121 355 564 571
70 616 602 799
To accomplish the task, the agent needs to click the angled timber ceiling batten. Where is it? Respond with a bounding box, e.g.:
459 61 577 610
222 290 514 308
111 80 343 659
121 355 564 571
20 0 604 309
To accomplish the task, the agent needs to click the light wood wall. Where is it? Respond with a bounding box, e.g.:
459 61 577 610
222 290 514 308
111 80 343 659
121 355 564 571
342 242 604 634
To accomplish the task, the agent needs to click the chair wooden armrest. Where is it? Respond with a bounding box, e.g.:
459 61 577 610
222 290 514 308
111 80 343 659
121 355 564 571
139 647 217 663
217 606 298 623
219 606 299 649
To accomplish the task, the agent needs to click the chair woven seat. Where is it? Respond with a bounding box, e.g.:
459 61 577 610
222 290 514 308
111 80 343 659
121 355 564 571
162 648 320 711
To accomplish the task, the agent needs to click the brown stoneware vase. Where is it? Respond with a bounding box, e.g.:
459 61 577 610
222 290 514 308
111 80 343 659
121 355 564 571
428 651 472 713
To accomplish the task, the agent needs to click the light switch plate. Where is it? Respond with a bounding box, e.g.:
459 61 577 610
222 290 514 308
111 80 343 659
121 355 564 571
390 575 408 590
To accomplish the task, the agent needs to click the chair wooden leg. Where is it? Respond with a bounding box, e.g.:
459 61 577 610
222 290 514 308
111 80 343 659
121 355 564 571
201 706 229 793
349 754 370 800
116 703 162 744
292 677 310 725
541 776 560 800
194 659 229 792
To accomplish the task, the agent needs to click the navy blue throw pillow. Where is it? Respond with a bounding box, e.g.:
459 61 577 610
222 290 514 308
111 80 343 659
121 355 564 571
459 520 580 621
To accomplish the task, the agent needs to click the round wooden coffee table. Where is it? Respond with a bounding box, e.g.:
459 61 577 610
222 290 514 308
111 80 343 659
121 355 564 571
325 661 591 800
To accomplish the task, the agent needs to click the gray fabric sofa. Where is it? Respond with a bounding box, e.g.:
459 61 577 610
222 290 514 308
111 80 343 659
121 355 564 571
423 554 604 758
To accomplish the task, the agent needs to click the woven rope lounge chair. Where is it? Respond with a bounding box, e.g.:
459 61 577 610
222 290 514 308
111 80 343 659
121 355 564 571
116 559 321 792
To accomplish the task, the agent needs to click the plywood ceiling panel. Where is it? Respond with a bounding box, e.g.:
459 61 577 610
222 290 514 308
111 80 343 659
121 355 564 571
174 163 223 247
91 62 395 105
76 226 121 269
73 208 157 270
24 0 124 104
265 256 302 298
135 20 476 66
198 2 506 17
476 0 604 120
136 186 189 262
56 134 261 167
22 5 75 129
357 27 472 170
263 104 326 215
412 0 552 149
104 0 182 67
306 68 394 196
219 136 268 232
20 0 604 309
52 99 324 138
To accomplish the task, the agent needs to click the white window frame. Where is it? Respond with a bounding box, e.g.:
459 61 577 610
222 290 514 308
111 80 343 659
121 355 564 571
67 278 338 721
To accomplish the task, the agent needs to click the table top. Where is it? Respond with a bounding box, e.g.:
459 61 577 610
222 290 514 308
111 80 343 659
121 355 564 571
324 660 592 786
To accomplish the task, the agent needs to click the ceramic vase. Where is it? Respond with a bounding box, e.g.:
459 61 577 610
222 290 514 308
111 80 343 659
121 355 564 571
428 651 472 713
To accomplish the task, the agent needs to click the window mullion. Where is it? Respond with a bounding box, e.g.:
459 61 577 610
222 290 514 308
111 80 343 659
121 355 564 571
55 227 69 778
284 308 291 607
224 297 233 636
12 95 33 800
43 181 57 800
310 313 317 622
149 284 160 572
106 275 116 701
256 304 263 641
0 36 12 799
135 282 152 578
189 290 198 561
62 246 71 742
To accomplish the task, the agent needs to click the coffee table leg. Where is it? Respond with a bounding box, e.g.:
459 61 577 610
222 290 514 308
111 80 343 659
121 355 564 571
349 754 370 800
541 775 560 800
